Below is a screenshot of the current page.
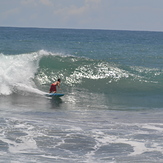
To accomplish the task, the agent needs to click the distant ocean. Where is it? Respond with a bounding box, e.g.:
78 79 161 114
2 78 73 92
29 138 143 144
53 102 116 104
0 27 163 162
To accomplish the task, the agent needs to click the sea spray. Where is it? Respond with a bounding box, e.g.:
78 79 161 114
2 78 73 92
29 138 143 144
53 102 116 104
0 51 47 95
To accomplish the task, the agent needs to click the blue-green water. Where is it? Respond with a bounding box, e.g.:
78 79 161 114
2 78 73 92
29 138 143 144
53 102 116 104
0 27 163 162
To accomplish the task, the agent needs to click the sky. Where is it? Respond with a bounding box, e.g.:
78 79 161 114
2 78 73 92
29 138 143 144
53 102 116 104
0 0 163 31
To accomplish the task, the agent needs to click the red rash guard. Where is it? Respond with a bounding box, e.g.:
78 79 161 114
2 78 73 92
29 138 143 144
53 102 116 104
49 83 57 93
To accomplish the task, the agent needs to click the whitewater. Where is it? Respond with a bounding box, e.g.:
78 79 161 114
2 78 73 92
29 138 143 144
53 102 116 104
0 27 163 162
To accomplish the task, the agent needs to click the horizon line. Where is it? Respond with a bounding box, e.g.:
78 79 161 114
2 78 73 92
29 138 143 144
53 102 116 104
0 25 163 33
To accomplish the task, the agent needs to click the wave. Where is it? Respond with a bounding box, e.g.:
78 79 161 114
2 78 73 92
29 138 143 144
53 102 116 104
36 51 163 95
1 50 163 96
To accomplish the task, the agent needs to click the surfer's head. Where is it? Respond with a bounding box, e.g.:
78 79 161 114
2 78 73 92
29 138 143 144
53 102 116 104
58 78 61 82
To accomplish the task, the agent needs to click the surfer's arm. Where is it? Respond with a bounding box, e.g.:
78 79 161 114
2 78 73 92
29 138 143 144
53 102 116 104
57 81 60 88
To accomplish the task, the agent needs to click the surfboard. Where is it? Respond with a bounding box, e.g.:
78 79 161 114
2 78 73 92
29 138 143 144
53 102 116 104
45 93 64 97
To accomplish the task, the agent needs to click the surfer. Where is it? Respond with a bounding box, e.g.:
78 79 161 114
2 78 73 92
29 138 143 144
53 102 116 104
49 79 61 93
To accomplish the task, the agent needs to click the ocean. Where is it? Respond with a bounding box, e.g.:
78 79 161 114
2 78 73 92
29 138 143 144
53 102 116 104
0 27 163 162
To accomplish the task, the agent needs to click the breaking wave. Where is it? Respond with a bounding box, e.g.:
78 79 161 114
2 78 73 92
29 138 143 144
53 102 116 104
1 50 163 96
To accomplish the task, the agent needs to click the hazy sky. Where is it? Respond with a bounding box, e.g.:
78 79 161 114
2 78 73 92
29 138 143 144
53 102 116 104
0 0 163 31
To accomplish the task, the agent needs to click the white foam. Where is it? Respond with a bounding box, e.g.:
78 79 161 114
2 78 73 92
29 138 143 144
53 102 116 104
0 50 57 95
91 122 163 157
141 124 163 132
8 136 37 154
0 118 45 154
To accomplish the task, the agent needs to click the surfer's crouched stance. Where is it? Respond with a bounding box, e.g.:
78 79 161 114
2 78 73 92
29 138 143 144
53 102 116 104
49 79 61 93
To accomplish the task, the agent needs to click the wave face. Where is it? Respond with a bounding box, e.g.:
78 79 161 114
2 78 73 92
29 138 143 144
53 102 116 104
37 52 163 95
1 50 162 96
